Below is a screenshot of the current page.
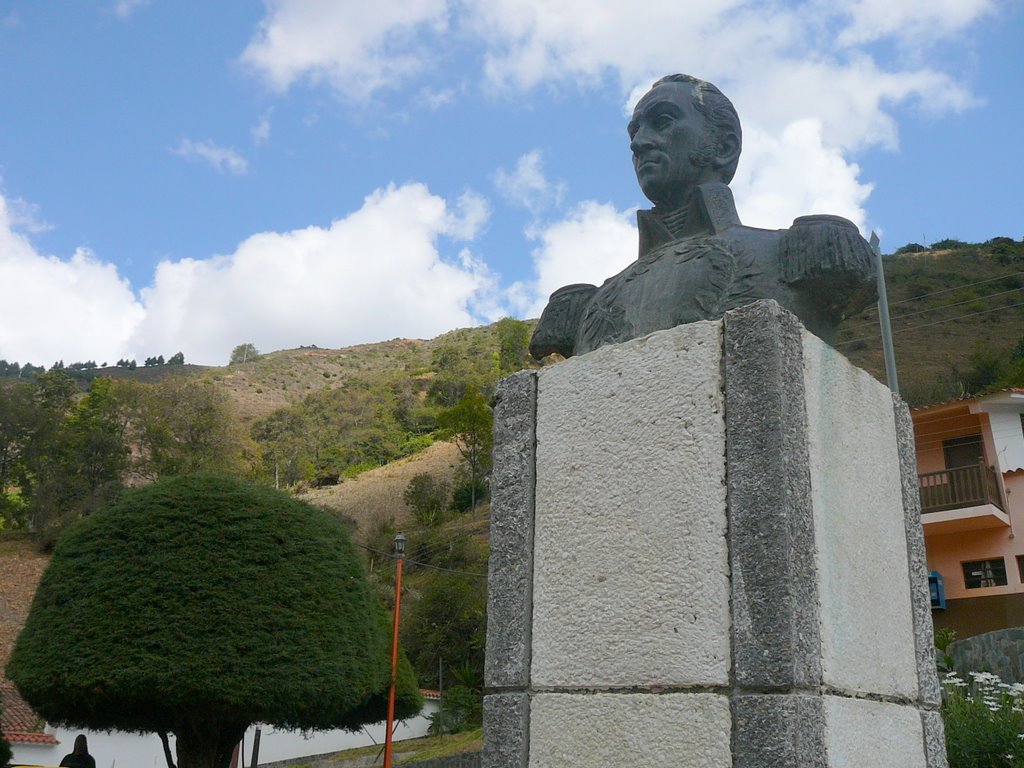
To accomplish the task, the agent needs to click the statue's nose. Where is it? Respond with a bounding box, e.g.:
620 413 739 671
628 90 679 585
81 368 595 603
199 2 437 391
630 127 655 155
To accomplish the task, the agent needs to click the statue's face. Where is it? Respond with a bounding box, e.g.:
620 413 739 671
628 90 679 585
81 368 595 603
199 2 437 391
628 81 717 208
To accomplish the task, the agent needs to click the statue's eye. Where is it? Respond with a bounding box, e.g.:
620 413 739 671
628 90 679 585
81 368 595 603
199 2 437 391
653 113 674 130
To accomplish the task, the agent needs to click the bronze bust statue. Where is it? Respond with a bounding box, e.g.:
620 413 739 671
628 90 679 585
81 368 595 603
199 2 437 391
529 74 876 360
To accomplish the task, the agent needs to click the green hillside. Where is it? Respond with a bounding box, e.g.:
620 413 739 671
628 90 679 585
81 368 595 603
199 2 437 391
836 237 1024 405
2 236 1023 735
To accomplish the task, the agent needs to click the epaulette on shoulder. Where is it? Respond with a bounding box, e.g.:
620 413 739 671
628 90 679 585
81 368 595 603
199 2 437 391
778 214 874 283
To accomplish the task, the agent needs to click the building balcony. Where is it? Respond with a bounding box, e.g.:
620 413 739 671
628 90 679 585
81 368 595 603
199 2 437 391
919 462 1009 536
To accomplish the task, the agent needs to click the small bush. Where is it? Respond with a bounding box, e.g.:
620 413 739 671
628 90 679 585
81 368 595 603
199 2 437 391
342 461 377 480
931 238 969 251
942 670 1024 768
404 473 449 527
895 242 928 255
450 478 488 513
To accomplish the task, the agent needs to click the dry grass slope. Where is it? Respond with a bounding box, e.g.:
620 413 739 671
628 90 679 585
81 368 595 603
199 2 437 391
298 440 464 537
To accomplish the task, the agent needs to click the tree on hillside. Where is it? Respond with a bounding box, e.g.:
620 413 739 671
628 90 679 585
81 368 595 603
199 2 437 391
403 473 449 527
229 343 260 364
496 317 531 375
0 374 132 535
24 377 132 541
250 408 308 489
437 388 492 511
7 474 422 768
0 382 41 526
122 377 245 479
427 339 497 408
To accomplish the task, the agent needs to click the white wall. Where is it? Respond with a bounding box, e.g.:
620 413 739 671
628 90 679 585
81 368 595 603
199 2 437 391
10 700 438 768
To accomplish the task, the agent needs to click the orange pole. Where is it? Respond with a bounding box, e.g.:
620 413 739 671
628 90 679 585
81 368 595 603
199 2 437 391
383 554 404 768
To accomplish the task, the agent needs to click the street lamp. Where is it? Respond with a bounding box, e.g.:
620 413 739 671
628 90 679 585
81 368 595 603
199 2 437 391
383 532 406 768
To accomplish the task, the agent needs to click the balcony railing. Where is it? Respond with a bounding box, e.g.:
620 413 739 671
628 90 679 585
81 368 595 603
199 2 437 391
919 461 1005 515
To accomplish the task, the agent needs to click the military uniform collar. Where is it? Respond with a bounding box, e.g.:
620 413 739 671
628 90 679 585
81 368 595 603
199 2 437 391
636 182 742 259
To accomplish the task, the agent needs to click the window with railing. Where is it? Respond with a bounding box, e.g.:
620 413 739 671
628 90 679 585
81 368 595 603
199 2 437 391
963 558 1008 589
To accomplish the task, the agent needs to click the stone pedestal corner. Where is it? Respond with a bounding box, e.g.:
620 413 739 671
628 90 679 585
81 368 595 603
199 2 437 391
483 300 946 768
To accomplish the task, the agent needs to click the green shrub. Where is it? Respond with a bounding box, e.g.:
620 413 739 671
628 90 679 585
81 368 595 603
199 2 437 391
7 474 421 768
342 461 377 479
942 670 1024 768
450 478 488 513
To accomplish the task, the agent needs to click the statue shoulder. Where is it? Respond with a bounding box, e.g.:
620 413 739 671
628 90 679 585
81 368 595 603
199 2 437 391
776 214 877 322
778 214 875 283
529 283 598 360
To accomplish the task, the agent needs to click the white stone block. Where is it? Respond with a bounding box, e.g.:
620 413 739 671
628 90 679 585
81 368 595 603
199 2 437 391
802 333 919 698
531 322 730 688
530 693 731 768
825 696 927 768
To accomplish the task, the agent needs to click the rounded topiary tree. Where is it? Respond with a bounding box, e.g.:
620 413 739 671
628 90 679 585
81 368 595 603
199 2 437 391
6 474 421 768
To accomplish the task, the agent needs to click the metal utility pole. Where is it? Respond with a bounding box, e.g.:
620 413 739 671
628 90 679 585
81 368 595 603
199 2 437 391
383 532 406 768
871 231 899 395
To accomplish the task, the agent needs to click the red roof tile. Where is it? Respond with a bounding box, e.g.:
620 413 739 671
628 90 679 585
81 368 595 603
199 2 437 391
1 679 58 745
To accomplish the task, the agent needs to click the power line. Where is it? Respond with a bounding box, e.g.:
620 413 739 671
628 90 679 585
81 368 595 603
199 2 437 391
837 299 1024 348
356 542 487 579
843 285 1024 333
887 271 1024 308
841 271 1024 331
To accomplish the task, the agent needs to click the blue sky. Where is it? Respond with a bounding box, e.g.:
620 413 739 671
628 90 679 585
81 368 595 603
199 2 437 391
0 0 1020 366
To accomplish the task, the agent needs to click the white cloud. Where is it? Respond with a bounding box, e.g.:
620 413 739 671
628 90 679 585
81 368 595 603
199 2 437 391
5 196 53 234
837 0 996 46
128 183 495 364
251 111 272 146
240 1 994 255
240 0 449 100
0 183 505 367
0 193 144 366
112 0 150 20
493 150 566 214
416 86 457 110
172 139 250 175
509 201 637 318
732 120 874 233
445 190 491 241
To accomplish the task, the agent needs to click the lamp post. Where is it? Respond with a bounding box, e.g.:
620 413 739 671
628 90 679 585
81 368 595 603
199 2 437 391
383 532 406 768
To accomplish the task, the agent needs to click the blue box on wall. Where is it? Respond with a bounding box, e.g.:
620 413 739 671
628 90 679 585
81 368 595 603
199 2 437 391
929 571 946 610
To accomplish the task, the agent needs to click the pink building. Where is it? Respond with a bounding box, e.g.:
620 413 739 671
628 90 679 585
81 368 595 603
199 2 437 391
915 388 1024 637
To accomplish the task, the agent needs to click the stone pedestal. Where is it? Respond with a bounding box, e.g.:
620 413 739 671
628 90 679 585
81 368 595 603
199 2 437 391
483 300 946 768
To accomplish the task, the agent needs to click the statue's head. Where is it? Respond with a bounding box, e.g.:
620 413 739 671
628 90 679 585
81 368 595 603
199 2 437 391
628 74 742 208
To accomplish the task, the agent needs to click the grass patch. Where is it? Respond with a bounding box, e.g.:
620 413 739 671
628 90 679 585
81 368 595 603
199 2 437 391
321 729 483 765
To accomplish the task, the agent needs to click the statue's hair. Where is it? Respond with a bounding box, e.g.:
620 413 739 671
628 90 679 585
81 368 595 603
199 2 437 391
650 74 742 183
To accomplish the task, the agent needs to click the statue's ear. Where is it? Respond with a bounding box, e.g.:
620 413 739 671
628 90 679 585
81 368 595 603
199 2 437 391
714 131 741 174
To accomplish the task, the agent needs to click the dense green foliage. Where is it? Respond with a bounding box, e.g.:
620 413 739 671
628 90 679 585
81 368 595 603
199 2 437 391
942 671 1024 767
251 380 433 488
0 372 244 542
122 376 244 479
496 317 532 375
6 474 421 768
0 359 45 379
404 473 450 527
229 343 260 364
437 389 493 511
0 373 128 539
